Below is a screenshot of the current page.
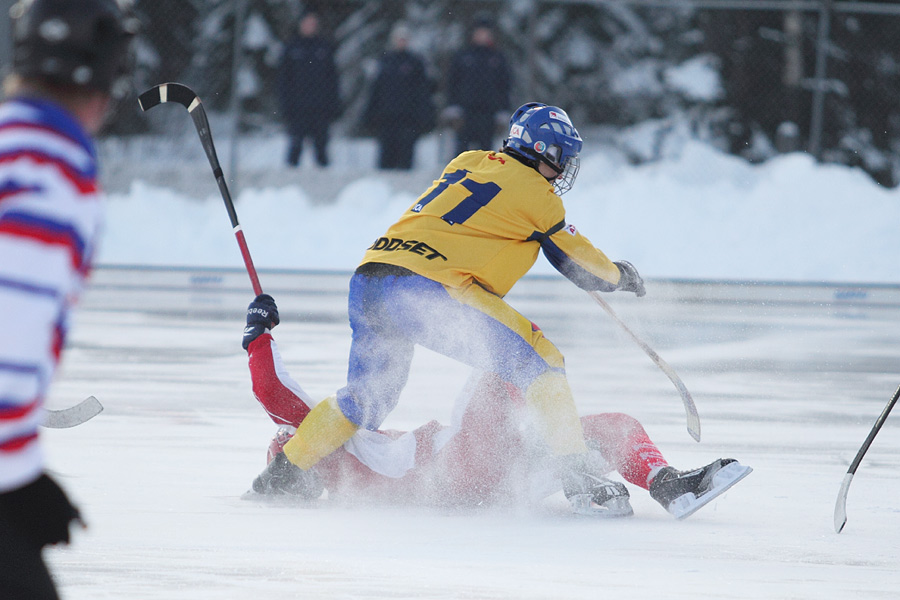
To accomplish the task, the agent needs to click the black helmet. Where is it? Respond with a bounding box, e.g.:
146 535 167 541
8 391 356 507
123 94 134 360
10 0 137 96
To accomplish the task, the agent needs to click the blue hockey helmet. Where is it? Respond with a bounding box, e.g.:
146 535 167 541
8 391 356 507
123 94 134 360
502 103 582 195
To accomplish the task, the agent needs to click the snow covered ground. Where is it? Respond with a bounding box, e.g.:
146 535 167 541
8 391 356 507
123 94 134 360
42 268 900 599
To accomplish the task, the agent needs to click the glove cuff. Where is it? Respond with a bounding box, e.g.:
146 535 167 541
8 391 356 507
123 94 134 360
614 261 646 297
242 324 269 351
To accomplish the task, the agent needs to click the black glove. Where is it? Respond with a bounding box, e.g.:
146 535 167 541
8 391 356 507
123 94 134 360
614 260 646 297
242 294 280 350
0 473 82 549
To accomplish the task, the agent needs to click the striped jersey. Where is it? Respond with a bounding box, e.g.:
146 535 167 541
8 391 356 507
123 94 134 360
360 150 622 297
0 97 103 493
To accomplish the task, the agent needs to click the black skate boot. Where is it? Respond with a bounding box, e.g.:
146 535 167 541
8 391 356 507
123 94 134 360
246 452 324 501
562 470 633 518
649 458 752 520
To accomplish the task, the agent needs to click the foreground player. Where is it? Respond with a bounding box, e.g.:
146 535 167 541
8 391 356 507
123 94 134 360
0 1 136 598
242 298 752 519
251 102 652 514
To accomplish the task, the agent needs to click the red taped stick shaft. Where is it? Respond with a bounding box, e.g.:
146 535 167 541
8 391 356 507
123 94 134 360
235 228 262 296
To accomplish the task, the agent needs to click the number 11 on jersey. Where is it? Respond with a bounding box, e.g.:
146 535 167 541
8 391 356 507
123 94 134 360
411 169 502 226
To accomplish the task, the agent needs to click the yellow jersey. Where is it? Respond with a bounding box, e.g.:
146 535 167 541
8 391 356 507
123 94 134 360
360 150 622 297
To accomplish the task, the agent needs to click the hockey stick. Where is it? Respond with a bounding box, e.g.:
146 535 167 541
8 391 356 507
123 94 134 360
137 82 263 296
588 291 701 442
42 396 103 429
834 383 899 533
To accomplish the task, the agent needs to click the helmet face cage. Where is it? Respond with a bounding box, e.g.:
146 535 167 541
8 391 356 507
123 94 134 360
553 154 580 195
504 103 583 195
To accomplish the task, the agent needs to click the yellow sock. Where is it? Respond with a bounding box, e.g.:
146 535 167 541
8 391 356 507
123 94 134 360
525 371 588 456
283 395 359 470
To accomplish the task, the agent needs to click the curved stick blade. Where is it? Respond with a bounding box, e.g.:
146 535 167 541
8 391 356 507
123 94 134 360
138 82 199 112
833 384 899 533
42 396 103 429
834 472 852 533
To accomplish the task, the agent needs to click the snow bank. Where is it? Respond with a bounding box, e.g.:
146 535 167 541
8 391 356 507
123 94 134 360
99 141 900 284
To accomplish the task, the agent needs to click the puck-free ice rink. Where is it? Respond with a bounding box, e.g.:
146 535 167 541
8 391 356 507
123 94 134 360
44 267 900 599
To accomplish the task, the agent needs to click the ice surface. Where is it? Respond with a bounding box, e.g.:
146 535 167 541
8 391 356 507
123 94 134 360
42 271 900 599
37 133 900 597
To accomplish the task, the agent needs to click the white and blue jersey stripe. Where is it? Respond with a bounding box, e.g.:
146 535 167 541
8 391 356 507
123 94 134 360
0 97 103 492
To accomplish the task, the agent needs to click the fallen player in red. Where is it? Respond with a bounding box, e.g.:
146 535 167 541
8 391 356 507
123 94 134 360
243 305 751 519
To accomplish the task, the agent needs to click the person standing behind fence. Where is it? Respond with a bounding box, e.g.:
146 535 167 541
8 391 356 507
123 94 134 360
0 1 135 599
363 24 436 170
444 14 512 156
276 10 341 168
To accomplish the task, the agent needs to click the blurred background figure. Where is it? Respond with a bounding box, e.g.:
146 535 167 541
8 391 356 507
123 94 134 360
362 23 436 170
0 1 135 599
276 9 341 168
444 13 512 155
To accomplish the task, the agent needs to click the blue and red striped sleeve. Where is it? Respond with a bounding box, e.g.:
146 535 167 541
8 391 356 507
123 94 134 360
0 97 102 492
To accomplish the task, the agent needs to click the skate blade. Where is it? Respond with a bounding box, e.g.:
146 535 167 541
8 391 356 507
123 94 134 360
667 462 753 520
240 489 318 506
569 494 634 518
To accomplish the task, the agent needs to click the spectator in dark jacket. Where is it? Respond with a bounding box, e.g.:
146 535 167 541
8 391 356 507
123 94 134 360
363 24 436 170
277 11 341 167
444 15 512 155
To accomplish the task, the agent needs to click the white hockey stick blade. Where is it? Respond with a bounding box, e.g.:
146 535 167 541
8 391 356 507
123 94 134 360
833 472 853 533
42 396 103 429
667 462 753 520
833 384 899 533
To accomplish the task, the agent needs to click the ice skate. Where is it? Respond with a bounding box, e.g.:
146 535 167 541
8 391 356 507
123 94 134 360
564 471 634 518
244 452 324 501
649 459 752 520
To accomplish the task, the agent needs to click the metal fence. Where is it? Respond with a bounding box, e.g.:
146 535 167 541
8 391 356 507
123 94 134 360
3 0 900 187
684 0 900 186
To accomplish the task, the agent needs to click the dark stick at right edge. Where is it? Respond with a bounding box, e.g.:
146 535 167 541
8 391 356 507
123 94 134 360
834 383 900 533
137 82 263 296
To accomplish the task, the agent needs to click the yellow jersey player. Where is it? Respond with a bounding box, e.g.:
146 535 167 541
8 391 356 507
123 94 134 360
249 103 648 516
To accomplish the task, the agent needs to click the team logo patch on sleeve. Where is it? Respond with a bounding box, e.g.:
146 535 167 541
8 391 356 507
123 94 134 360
565 224 578 236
